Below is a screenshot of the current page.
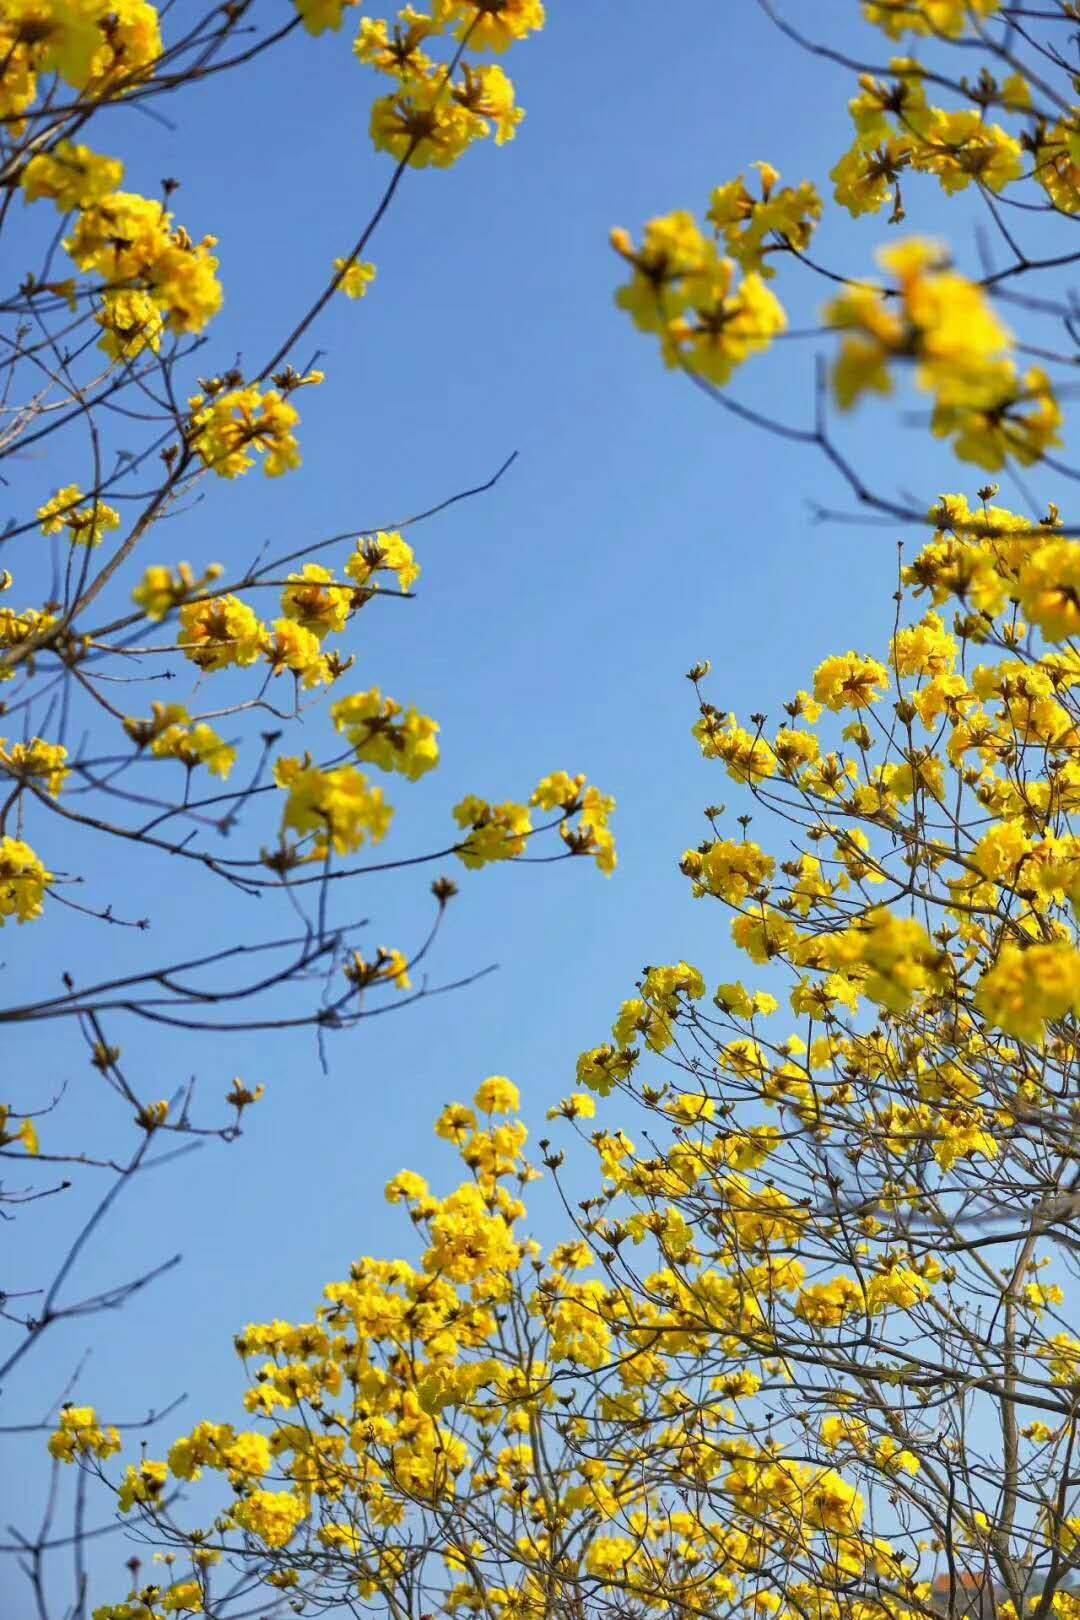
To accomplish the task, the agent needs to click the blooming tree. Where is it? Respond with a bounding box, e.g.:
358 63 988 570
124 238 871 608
0 0 624 1605
44 5 1080 1620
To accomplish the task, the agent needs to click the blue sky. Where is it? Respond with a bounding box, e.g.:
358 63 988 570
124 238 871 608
2 3 1064 1609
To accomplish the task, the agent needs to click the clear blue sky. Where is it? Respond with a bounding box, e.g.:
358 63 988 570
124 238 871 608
2 3 1061 1608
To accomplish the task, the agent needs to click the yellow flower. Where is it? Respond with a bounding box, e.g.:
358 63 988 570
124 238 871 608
707 164 822 277
262 618 328 686
117 1459 168 1512
222 1431 272 1482
355 11 440 78
831 135 914 219
1025 1280 1065 1313
188 385 303 478
0 0 160 111
796 1276 863 1327
452 63 524 145
913 108 1022 196
932 364 1062 471
346 530 420 593
333 256 376 298
96 287 164 361
424 1182 522 1283
226 1078 265 1110
149 721 237 779
813 652 890 712
232 1488 307 1548
546 1092 597 1121
611 211 716 335
435 1102 476 1141
975 942 1080 1044
664 257 787 385
474 1076 520 1115
824 908 947 1013
532 776 617 872
0 736 70 795
385 1169 429 1204
585 1536 637 1582
131 561 221 621
0 836 50 923
66 191 220 335
47 1405 121 1463
274 757 393 857
0 607 56 678
694 713 777 781
825 238 1050 470
715 981 779 1018
575 1043 637 1095
732 908 800 965
681 838 774 904
0 1104 39 1154
893 612 957 677
294 0 358 33
1016 539 1080 642
280 565 352 640
876 1436 921 1474
178 595 264 672
161 1580 204 1612
371 69 488 169
21 140 123 210
1035 119 1080 214
344 946 412 993
805 1467 865 1532
453 794 532 868
331 689 440 780
37 484 121 546
864 0 1001 38
434 0 545 52
1040 1333 1080 1385
866 1266 932 1313
531 770 586 812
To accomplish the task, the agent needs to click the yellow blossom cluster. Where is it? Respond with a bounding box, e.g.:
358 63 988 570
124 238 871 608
331 688 441 781
827 238 1061 469
830 55 1025 221
0 835 51 924
340 0 542 170
21 141 124 212
345 529 421 593
65 189 222 348
0 605 56 679
72 1073 960 1620
47 1405 121 1462
274 756 393 859
122 703 236 785
611 208 789 385
38 484 121 547
863 0 1001 38
706 162 823 278
187 382 308 479
177 594 263 672
0 0 161 124
452 773 616 872
0 736 70 796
